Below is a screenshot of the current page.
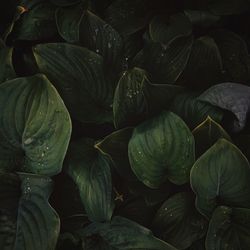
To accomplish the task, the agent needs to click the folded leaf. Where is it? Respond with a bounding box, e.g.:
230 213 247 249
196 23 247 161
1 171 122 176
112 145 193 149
190 139 250 217
206 206 250 249
128 111 195 188
65 138 114 222
0 172 60 250
0 74 71 175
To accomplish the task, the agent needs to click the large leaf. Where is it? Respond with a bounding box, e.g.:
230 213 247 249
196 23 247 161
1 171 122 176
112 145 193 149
132 36 193 84
152 192 207 249
199 82 250 132
95 127 136 181
170 92 224 129
0 172 60 250
190 139 250 218
128 111 195 188
181 36 223 88
210 29 249 82
33 43 114 124
149 13 192 45
0 46 16 83
65 138 114 222
206 206 250 249
192 116 231 157
113 67 185 128
11 3 58 41
0 74 71 176
80 216 177 250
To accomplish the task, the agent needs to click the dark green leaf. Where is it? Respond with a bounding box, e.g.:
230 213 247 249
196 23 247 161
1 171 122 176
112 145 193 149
128 111 195 188
81 216 177 249
0 172 60 250
152 192 207 249
33 43 114 124
199 82 250 132
206 206 250 249
192 116 231 157
190 139 250 218
0 74 71 176
65 138 114 222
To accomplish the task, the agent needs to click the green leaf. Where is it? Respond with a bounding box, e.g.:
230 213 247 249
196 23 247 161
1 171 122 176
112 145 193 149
11 3 58 41
190 139 250 218
181 36 223 88
113 67 185 128
81 216 177 250
95 127 136 181
210 29 249 82
192 116 231 157
0 74 71 176
199 82 250 132
206 206 250 249
132 36 193 84
50 0 82 6
188 238 206 250
0 172 60 250
149 13 192 45
184 10 220 27
65 138 114 222
152 192 207 249
33 43 114 124
0 46 16 84
128 111 195 188
170 92 224 129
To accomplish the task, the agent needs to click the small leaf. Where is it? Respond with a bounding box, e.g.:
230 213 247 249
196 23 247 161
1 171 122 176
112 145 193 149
33 43 114 124
206 206 250 249
81 216 177 250
190 139 250 218
65 138 114 222
132 36 193 84
0 46 16 83
152 192 207 249
192 116 231 157
0 74 71 176
149 13 192 45
199 82 250 132
128 111 195 188
0 172 60 250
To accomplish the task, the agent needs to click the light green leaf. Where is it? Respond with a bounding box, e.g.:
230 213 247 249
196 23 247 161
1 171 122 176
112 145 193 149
128 111 195 188
190 139 250 218
192 116 231 157
152 192 207 249
0 74 71 176
0 46 16 84
65 138 114 222
206 206 250 249
33 43 113 124
80 216 177 250
0 172 60 250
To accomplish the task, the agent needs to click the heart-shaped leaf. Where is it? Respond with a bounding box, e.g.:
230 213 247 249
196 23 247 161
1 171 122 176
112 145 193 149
170 92 224 129
65 138 114 222
0 172 60 250
132 36 193 84
33 43 114 124
128 111 195 188
0 74 71 176
80 216 177 250
192 116 231 157
190 139 250 218
152 192 207 249
149 13 192 45
0 46 16 84
199 82 250 132
206 206 250 249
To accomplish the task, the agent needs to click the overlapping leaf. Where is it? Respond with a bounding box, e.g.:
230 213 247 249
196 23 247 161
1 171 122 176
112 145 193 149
0 74 71 175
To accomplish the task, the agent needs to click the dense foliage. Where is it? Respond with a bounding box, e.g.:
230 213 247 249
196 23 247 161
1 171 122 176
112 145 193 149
1 0 250 249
